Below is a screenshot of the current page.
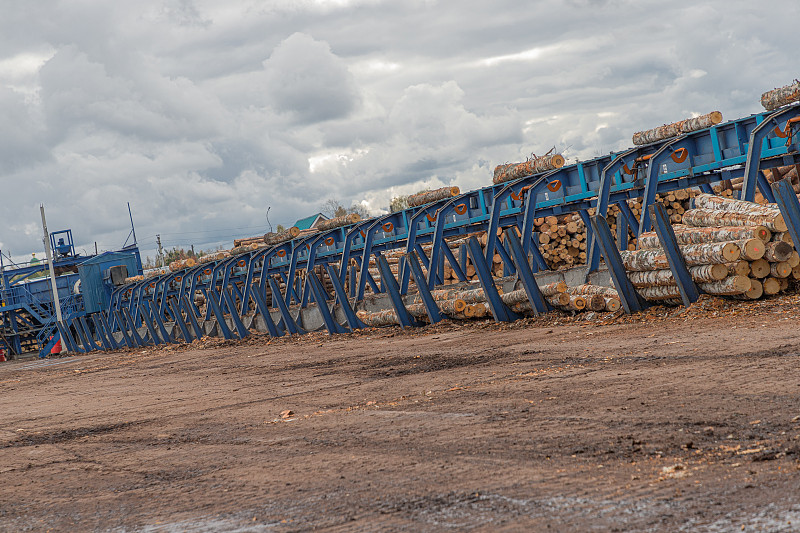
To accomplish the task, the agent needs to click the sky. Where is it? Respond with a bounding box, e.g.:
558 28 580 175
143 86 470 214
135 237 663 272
0 0 798 264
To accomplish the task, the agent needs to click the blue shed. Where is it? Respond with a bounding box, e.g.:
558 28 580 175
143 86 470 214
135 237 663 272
78 251 140 314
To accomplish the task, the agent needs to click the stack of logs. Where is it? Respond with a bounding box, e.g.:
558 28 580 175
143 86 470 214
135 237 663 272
620 192 798 303
533 188 701 270
356 280 622 327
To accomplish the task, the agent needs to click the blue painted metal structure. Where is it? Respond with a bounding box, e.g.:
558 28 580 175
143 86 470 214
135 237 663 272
0 228 142 359
57 102 798 351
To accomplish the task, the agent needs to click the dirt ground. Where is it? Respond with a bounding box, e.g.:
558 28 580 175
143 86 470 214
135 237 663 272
3 295 800 532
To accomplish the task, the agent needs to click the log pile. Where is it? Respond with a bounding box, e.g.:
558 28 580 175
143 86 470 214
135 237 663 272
623 192 800 304
168 257 197 271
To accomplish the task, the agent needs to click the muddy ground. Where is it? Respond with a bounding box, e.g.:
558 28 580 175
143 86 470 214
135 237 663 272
2 295 800 532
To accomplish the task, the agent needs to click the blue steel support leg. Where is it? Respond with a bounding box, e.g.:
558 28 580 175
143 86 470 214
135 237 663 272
348 265 357 299
78 316 102 351
268 277 304 335
503 228 549 316
529 233 548 272
650 204 700 307
582 209 601 274
617 200 639 238
616 212 628 251
223 288 250 339
93 313 116 350
98 312 120 350
72 317 91 351
441 244 467 282
308 271 348 335
324 264 365 330
206 289 234 340
250 282 283 337
589 216 647 314
138 304 163 344
169 299 193 343
699 183 714 194
112 310 134 348
757 171 776 204
772 178 800 257
405 251 443 324
376 254 415 328
57 321 81 353
466 237 518 323
148 300 174 344
181 296 205 340
122 308 148 347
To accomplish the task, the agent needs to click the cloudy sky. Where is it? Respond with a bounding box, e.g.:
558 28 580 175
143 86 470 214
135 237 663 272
0 0 797 263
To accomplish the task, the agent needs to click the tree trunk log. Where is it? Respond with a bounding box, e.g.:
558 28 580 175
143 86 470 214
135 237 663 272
681 208 787 233
761 80 800 111
493 153 566 184
632 111 722 145
406 186 461 208
637 225 770 249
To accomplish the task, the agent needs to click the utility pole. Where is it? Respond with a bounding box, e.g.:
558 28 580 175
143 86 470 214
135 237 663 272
156 234 163 268
40 205 65 353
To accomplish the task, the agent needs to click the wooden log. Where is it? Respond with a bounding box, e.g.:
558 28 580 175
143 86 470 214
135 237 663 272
564 284 620 297
733 279 763 300
632 111 722 145
699 275 752 295
316 213 361 231
734 238 765 261
545 293 570 307
770 261 792 279
561 295 586 311
233 235 265 247
637 285 681 301
582 294 606 311
762 277 781 295
638 225 770 249
439 299 467 316
793 265 800 280
621 241 740 271
199 251 231 264
264 227 300 245
727 261 751 277
539 281 568 296
604 297 621 312
763 241 793 262
168 257 197 272
406 186 461 208
773 232 794 246
761 80 800 111
493 153 566 184
788 251 800 268
682 208 787 233
627 264 728 287
749 259 771 278
356 309 399 327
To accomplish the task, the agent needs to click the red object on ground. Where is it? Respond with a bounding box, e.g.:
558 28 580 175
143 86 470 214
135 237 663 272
50 338 62 354
0 349 6 362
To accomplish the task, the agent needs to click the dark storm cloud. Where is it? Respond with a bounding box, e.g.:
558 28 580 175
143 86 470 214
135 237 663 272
0 0 798 260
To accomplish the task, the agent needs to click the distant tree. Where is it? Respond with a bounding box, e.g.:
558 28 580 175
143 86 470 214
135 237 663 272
275 224 286 233
321 198 370 219
390 195 408 213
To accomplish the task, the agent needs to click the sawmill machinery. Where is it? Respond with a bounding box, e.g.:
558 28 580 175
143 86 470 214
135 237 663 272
42 84 800 354
0 228 142 359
